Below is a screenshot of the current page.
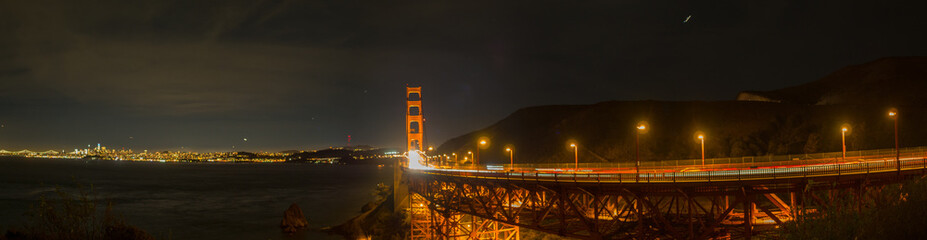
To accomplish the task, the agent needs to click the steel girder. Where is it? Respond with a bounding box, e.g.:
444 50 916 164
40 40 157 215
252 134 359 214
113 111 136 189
409 171 915 239
412 193 520 239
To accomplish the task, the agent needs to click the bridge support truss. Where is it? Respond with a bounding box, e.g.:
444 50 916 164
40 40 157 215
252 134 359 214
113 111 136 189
411 193 520 239
409 171 913 239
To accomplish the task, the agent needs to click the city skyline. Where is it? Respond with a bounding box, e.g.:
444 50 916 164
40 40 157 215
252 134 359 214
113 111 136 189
2 1 927 152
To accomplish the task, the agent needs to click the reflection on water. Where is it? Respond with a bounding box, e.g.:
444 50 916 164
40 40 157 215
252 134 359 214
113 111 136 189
0 157 392 239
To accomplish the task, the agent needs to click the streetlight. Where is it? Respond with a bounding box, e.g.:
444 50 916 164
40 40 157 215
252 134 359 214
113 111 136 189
889 110 900 173
467 151 474 166
841 127 848 162
569 143 578 169
477 140 487 165
452 153 457 165
636 123 647 181
505 147 514 168
698 134 705 166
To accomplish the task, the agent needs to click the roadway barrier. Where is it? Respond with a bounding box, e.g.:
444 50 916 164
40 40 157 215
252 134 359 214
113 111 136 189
420 147 927 184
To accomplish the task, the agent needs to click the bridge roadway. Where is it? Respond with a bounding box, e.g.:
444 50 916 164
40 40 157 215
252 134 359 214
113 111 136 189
406 147 927 239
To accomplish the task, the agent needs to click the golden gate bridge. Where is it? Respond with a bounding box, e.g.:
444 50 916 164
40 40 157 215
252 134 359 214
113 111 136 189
398 87 923 239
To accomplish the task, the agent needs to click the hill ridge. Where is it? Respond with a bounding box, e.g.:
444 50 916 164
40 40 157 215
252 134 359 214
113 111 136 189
437 57 927 164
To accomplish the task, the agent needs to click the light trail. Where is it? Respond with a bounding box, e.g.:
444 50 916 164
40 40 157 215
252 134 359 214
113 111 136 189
406 150 433 170
410 148 927 183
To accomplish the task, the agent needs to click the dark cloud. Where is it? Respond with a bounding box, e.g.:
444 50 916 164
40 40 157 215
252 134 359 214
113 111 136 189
0 0 926 151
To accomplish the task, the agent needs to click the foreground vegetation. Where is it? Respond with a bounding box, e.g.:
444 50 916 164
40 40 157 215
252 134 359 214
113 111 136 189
780 177 927 239
2 182 154 240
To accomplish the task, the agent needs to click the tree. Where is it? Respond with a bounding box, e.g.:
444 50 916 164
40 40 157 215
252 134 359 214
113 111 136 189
804 133 822 154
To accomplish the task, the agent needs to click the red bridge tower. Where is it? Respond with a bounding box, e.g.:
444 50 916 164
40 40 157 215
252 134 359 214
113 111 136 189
406 87 424 152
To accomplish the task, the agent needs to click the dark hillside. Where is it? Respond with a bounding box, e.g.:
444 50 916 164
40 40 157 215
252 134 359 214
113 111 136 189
437 57 927 164
738 56 927 106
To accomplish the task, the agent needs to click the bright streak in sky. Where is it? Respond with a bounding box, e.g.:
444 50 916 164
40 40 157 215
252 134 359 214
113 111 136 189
684 15 692 23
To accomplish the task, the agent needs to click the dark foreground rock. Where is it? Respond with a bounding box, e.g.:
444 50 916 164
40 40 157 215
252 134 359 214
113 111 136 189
328 191 410 239
280 203 309 234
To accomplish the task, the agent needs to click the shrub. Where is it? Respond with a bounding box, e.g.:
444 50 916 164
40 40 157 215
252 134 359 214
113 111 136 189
4 181 154 240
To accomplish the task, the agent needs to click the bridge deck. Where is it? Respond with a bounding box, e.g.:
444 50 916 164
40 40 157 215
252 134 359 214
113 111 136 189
407 148 927 239
415 149 927 185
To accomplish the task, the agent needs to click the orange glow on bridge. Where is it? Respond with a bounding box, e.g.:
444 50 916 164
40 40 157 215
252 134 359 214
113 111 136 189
403 89 924 240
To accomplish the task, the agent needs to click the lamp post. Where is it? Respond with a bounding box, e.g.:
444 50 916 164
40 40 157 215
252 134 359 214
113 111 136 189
841 127 848 162
890 110 900 173
467 151 473 166
452 153 457 165
477 140 487 165
569 143 578 169
636 124 647 181
426 146 433 164
698 134 705 166
505 148 514 169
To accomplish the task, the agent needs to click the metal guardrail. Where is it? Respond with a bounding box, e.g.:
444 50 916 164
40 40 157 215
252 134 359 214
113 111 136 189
500 146 927 169
420 147 927 184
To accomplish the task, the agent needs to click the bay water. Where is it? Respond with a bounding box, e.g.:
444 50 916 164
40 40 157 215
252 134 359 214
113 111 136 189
0 157 392 239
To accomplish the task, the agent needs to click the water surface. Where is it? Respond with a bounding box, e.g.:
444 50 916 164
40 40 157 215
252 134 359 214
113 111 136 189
0 157 392 239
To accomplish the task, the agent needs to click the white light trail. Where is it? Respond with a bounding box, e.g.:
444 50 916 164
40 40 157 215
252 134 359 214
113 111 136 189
407 150 432 170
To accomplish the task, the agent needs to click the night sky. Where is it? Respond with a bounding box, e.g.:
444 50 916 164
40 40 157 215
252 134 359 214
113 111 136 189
1 0 926 152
